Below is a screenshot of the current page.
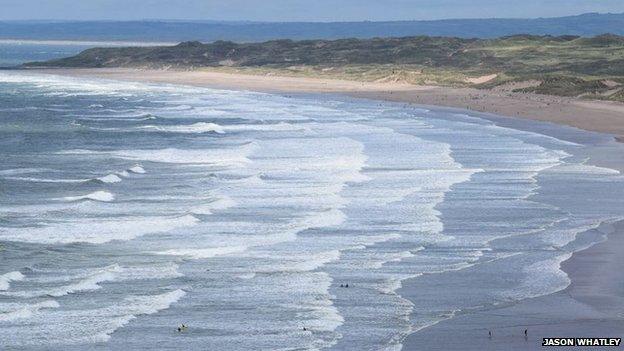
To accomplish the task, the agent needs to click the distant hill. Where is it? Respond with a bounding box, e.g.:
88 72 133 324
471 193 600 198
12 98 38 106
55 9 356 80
24 34 624 102
26 34 624 74
26 36 479 68
3 13 624 42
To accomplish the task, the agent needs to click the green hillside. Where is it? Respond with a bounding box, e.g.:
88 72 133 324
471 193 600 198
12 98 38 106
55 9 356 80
24 34 624 101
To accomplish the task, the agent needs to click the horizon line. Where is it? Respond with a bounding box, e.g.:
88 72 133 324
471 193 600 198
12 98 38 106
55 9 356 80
0 11 621 24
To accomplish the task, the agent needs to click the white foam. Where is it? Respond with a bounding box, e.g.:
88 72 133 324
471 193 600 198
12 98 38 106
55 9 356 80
128 165 146 174
286 272 344 333
111 144 257 166
1 215 200 244
6 263 183 299
363 250 418 270
62 190 115 202
3 176 88 183
0 300 60 322
116 262 183 281
4 173 123 184
81 112 155 121
97 174 123 183
381 344 405 351
226 122 309 132
377 276 414 295
299 209 347 230
29 263 182 284
191 196 236 215
139 122 309 134
552 163 621 175
0 290 185 346
540 221 603 248
152 245 248 259
48 269 116 297
8 268 120 298
56 149 100 155
251 250 342 274
503 253 573 301
90 290 187 342
140 122 225 134
0 271 24 291
0 168 52 175
0 71 196 97
237 272 256 279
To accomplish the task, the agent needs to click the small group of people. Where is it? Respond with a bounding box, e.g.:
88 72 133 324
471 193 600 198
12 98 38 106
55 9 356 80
339 283 350 288
177 324 188 332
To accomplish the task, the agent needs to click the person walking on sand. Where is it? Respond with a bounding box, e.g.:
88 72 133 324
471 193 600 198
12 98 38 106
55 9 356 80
488 330 492 338
524 329 528 338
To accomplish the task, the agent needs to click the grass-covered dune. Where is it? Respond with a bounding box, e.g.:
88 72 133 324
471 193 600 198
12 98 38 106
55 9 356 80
25 34 624 101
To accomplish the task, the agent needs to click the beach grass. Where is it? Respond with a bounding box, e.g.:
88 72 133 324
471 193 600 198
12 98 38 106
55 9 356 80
26 34 624 102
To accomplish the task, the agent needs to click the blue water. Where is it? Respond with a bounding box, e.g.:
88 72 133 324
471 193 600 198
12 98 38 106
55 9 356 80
0 40 106 67
0 68 623 349
0 40 172 67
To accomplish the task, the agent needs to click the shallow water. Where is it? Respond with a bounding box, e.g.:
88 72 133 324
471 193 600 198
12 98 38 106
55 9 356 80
0 71 623 350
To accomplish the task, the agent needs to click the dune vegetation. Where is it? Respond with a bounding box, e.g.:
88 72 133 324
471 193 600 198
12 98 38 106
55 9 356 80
25 34 624 101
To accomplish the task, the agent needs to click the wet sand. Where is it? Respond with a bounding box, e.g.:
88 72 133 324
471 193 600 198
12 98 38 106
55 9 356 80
402 221 624 350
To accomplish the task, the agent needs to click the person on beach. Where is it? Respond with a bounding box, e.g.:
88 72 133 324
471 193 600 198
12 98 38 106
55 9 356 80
488 330 492 338
524 329 528 338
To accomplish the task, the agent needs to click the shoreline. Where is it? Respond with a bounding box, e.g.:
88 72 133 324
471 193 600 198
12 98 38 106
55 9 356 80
13 67 624 349
402 220 624 350
22 67 624 142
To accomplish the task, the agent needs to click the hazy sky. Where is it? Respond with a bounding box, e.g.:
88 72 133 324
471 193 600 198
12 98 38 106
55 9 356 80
2 0 624 21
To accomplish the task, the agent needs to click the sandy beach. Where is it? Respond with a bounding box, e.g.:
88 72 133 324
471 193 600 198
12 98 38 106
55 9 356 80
23 67 624 349
29 68 624 142
402 221 624 350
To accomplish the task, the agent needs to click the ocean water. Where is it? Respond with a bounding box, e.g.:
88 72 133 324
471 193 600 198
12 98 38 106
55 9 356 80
0 40 173 67
0 70 623 351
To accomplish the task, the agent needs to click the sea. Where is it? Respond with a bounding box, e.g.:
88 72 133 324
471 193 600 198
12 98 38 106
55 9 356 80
1 42 624 350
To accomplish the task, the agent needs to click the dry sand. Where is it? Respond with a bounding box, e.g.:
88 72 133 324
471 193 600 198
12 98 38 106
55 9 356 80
28 68 624 142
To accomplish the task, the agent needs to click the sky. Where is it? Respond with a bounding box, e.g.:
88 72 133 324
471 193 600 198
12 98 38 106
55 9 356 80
1 0 624 22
